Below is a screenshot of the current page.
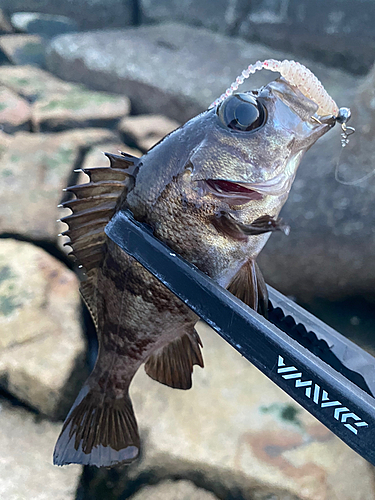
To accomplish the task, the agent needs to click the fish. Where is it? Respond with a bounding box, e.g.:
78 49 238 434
54 68 339 468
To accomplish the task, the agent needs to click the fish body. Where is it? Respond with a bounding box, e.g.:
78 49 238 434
54 78 335 467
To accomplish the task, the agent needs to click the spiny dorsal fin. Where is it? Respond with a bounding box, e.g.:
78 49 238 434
144 329 204 390
60 151 141 327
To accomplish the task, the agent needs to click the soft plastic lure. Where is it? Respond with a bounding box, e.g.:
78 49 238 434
210 58 355 146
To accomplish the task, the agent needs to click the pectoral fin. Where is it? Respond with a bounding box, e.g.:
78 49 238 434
144 330 204 390
212 212 289 241
227 259 269 317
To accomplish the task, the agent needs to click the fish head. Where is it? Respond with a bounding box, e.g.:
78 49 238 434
189 77 336 204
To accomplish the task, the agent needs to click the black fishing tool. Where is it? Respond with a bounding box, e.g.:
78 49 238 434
105 209 375 466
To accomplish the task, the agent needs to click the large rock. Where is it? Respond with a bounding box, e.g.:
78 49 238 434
0 33 45 66
258 63 375 304
46 24 359 123
0 85 31 132
129 480 219 500
0 8 13 34
0 128 118 241
0 397 82 499
1 0 134 31
0 239 87 418
139 0 374 75
118 323 375 500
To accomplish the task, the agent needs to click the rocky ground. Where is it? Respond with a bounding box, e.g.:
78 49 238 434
0 4 375 500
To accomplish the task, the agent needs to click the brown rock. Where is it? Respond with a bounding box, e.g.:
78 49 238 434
129 480 219 500
0 239 87 418
0 398 81 499
0 128 118 241
0 34 45 66
125 323 375 500
0 85 31 133
119 114 180 151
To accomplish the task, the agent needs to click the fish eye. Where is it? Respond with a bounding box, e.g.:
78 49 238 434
218 93 266 132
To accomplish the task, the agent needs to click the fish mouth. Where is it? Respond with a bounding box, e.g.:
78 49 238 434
200 171 291 205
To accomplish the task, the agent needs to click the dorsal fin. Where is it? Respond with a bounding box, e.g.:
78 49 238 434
60 152 141 327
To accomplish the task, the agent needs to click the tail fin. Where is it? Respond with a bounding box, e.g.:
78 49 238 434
53 384 139 467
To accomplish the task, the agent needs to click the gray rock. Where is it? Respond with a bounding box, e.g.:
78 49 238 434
0 239 87 418
139 0 374 75
11 12 78 38
1 0 134 31
0 85 31 132
129 480 219 500
258 63 375 304
237 0 375 75
46 23 358 123
0 398 82 499
0 128 118 241
123 323 375 500
139 0 248 34
0 33 45 66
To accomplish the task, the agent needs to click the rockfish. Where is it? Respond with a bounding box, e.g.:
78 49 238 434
54 72 338 467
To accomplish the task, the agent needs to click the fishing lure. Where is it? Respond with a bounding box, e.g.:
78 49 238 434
210 58 355 146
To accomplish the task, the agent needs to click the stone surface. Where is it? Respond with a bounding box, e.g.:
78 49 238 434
119 114 180 152
0 85 31 132
139 0 247 34
32 86 130 132
0 397 82 499
0 65 130 131
237 0 375 75
11 12 78 38
0 33 45 66
0 239 87 418
46 24 359 123
0 8 13 34
139 0 374 75
1 0 134 31
258 63 375 304
129 480 219 500
124 323 375 500
0 128 118 240
0 64 73 102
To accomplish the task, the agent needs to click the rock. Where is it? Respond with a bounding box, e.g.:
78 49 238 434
237 0 375 75
0 128 118 241
119 114 180 152
139 0 374 75
122 323 375 500
11 12 78 38
32 86 130 132
0 239 87 418
0 85 31 132
258 63 375 304
0 397 82 499
139 0 247 35
129 480 219 500
1 0 134 31
0 9 13 34
0 33 45 66
0 64 73 102
0 65 130 131
46 23 359 123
